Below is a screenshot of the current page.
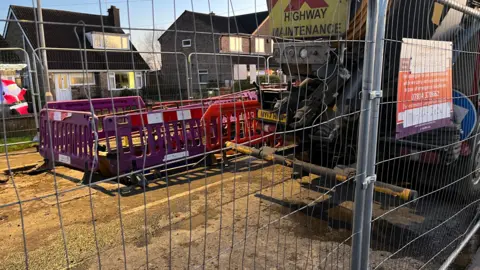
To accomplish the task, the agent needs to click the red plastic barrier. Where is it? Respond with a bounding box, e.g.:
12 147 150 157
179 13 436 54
202 101 270 151
153 90 257 109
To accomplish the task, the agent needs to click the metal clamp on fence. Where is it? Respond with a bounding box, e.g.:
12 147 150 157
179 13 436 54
369 89 383 99
363 174 377 189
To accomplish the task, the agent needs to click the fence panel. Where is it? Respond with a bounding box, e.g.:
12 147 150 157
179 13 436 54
366 0 480 269
0 47 39 149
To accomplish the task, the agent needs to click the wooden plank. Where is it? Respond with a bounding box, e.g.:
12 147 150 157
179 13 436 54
328 201 424 227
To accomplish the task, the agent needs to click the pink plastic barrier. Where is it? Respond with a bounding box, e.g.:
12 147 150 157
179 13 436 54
39 109 99 171
101 107 206 176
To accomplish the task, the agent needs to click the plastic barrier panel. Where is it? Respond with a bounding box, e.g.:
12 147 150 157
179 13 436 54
101 107 205 176
39 109 98 171
46 96 145 114
47 96 147 139
202 101 269 151
153 90 257 109
39 96 267 177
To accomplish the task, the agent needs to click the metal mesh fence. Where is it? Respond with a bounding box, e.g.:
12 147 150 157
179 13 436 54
0 47 39 151
0 0 480 269
369 0 480 269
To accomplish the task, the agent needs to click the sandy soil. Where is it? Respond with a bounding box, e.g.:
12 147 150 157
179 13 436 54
0 152 431 269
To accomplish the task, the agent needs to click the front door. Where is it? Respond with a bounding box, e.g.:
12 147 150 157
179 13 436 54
54 74 72 101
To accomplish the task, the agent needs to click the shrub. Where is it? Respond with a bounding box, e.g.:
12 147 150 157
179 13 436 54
259 75 281 84
118 89 137 97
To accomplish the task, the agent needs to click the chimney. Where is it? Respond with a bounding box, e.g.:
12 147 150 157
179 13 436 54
210 12 215 16
108 6 121 27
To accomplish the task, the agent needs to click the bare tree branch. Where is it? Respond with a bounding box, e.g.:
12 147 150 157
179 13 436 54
138 31 163 70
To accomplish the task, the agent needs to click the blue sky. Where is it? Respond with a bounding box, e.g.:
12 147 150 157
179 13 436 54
0 0 268 48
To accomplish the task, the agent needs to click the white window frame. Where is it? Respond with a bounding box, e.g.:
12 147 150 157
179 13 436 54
108 72 116 90
108 72 144 90
135 72 143 89
89 32 130 50
69 73 96 86
198 69 208 85
182 39 192 48
229 36 243 52
255 38 265 54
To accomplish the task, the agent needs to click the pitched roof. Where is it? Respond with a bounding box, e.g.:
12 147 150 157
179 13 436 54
232 12 269 33
161 10 269 38
8 5 149 70
0 34 21 64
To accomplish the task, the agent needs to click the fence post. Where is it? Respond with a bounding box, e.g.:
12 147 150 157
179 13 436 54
266 56 272 83
23 50 40 138
360 0 390 269
350 0 379 269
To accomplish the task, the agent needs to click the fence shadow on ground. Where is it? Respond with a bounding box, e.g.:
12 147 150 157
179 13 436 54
49 155 270 198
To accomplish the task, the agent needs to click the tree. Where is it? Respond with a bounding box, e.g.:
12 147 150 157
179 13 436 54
139 31 162 70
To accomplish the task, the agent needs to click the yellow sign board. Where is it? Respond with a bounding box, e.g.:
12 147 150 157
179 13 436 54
257 110 287 124
270 0 350 38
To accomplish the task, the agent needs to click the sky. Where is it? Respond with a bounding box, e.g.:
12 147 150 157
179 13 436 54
0 0 268 49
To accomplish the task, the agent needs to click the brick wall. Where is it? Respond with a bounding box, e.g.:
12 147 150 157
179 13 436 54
0 114 37 138
242 37 250 53
159 12 270 95
98 72 109 98
219 35 272 55
159 12 226 95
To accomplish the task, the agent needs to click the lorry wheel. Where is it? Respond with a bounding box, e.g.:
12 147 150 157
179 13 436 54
468 138 480 191
453 137 480 200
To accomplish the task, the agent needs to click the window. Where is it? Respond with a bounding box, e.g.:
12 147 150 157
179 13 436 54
229 36 243 52
255 38 265 53
115 73 130 89
233 65 247 80
108 72 143 90
182 39 192 48
69 73 95 85
89 32 130 50
108 72 116 90
198 70 208 84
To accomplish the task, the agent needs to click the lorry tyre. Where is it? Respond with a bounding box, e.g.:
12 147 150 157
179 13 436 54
452 135 480 200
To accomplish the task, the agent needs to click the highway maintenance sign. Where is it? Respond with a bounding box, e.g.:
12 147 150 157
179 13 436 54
270 0 350 38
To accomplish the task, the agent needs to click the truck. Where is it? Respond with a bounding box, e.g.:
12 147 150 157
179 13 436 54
253 0 480 198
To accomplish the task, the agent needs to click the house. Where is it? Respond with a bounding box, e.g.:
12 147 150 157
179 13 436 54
158 10 271 99
0 34 26 85
3 5 150 101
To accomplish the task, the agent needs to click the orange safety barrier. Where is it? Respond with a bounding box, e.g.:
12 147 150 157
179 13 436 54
202 101 271 151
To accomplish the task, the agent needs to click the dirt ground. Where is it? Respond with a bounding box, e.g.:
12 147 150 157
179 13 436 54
0 150 430 269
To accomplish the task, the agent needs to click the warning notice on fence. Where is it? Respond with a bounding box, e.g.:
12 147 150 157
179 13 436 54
270 0 349 38
396 38 453 139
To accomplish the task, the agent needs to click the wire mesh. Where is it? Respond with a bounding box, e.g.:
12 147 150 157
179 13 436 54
0 0 479 269
0 47 38 145
369 0 480 269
